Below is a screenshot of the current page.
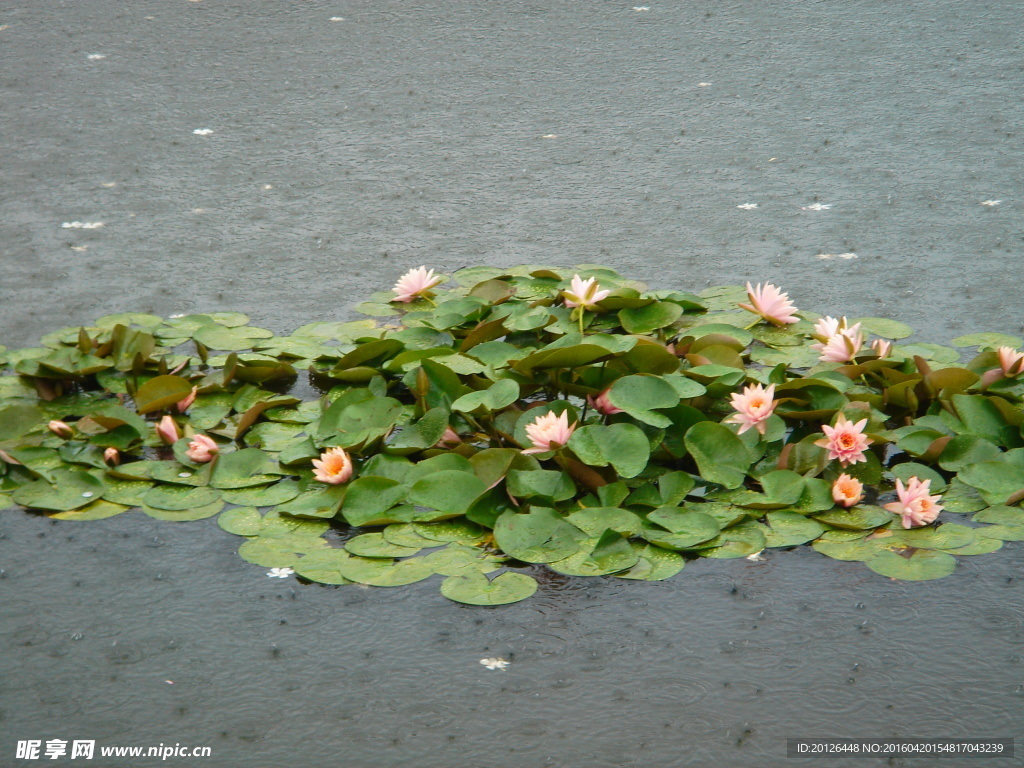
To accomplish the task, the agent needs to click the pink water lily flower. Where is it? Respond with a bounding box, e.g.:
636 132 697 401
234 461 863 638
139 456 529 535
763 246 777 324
391 266 444 303
725 382 777 435
185 434 219 463
155 415 181 445
831 473 864 508
435 425 462 448
738 282 799 326
998 346 1024 377
47 420 73 439
312 446 354 484
815 413 872 466
587 389 623 416
871 339 893 358
813 324 864 363
176 386 199 413
812 316 847 341
884 476 944 528
563 275 611 311
522 410 577 455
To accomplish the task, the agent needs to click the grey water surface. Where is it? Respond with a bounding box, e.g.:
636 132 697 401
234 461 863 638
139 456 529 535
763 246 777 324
1 1 1022 766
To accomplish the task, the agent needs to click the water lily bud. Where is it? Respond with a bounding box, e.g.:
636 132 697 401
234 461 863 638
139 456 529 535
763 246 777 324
48 420 73 439
103 447 121 466
155 415 180 445
176 386 198 413
185 434 219 463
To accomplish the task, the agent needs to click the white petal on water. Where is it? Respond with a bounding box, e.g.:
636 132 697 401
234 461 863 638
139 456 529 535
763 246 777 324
479 657 510 670
801 203 832 211
329 16 345 21
262 184 274 190
980 199 1002 206
632 6 650 11
70 245 88 252
62 221 105 229
817 252 858 261
746 550 765 562
86 53 106 60
736 203 759 210
698 82 711 87
193 128 214 136
266 567 295 579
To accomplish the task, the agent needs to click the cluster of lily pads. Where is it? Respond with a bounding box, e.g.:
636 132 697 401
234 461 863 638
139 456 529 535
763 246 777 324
1 265 1023 605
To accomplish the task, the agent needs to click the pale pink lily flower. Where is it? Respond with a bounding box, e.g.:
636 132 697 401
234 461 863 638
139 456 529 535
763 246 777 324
47 420 73 439
185 434 219 463
391 266 444 303
815 413 872 466
725 383 777 436
831 473 864 508
871 339 893 358
738 282 799 326
997 346 1024 377
587 389 623 416
435 426 462 448
813 324 864 363
312 446 354 484
884 476 944 529
562 275 611 311
103 447 121 467
522 411 577 455
812 316 847 341
155 415 181 445
176 386 198 413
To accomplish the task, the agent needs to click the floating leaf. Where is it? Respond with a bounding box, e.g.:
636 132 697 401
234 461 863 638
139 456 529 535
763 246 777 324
952 332 1023 350
493 507 587 563
50 500 130 521
412 520 488 544
141 498 223 521
218 506 263 536
684 422 752 489
133 375 193 415
865 549 957 581
143 484 221 511
293 550 354 585
12 470 106 512
338 556 435 587
761 511 827 548
345 533 423 558
813 504 892 530
451 379 520 414
852 317 915 340
408 470 486 516
221 479 302 507
566 506 644 537
567 423 651 478
440 571 538 605
616 543 685 581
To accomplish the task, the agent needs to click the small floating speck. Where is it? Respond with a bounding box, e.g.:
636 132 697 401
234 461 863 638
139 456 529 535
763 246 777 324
632 6 650 10
169 314 186 319
70 245 88 252
177 472 192 478
980 199 1002 207
698 82 711 87
262 184 274 190
193 128 213 136
191 208 206 214
81 492 94 498
329 16 345 21
817 252 858 261
86 53 106 60
736 203 759 210
101 182 117 188
62 221 105 229
480 657 510 670
801 203 833 211
542 134 558 139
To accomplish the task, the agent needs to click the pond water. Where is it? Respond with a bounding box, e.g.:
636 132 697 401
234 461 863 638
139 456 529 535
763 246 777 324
1 1 1022 766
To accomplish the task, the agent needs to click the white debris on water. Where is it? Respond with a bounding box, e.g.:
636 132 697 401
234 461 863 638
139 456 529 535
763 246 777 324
86 53 106 60
802 203 832 211
736 203 759 210
193 128 213 136
817 253 858 261
980 199 1002 207
62 221 104 229
480 657 510 671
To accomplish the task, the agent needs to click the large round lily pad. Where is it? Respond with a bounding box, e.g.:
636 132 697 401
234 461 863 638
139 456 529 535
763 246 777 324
439 571 538 605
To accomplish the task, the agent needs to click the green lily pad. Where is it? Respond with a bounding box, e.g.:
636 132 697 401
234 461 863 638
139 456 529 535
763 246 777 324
616 543 686 581
566 506 644 537
606 375 679 427
218 506 263 536
12 470 107 512
973 506 1024 526
684 421 752 489
293 549 354 585
451 379 520 414
345 533 423 558
643 507 721 549
761 511 827 548
142 498 223 521
422 544 504 576
813 504 893 530
952 332 1023 350
618 301 683 335
50 500 131 521
383 523 439 549
221 479 302 507
101 476 154 506
889 523 976 550
493 507 587 563
940 537 1003 556
976 525 1024 542
133 375 194 415
865 549 957 581
852 317 915 340
339 476 406 526
548 530 640 576
812 536 886 562
440 571 538 605
567 423 651 478
338 555 435 587
277 484 347 520
695 521 767 559
210 448 282 489
407 470 486 515
143 484 221 511
238 534 328 567
412 519 488 544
